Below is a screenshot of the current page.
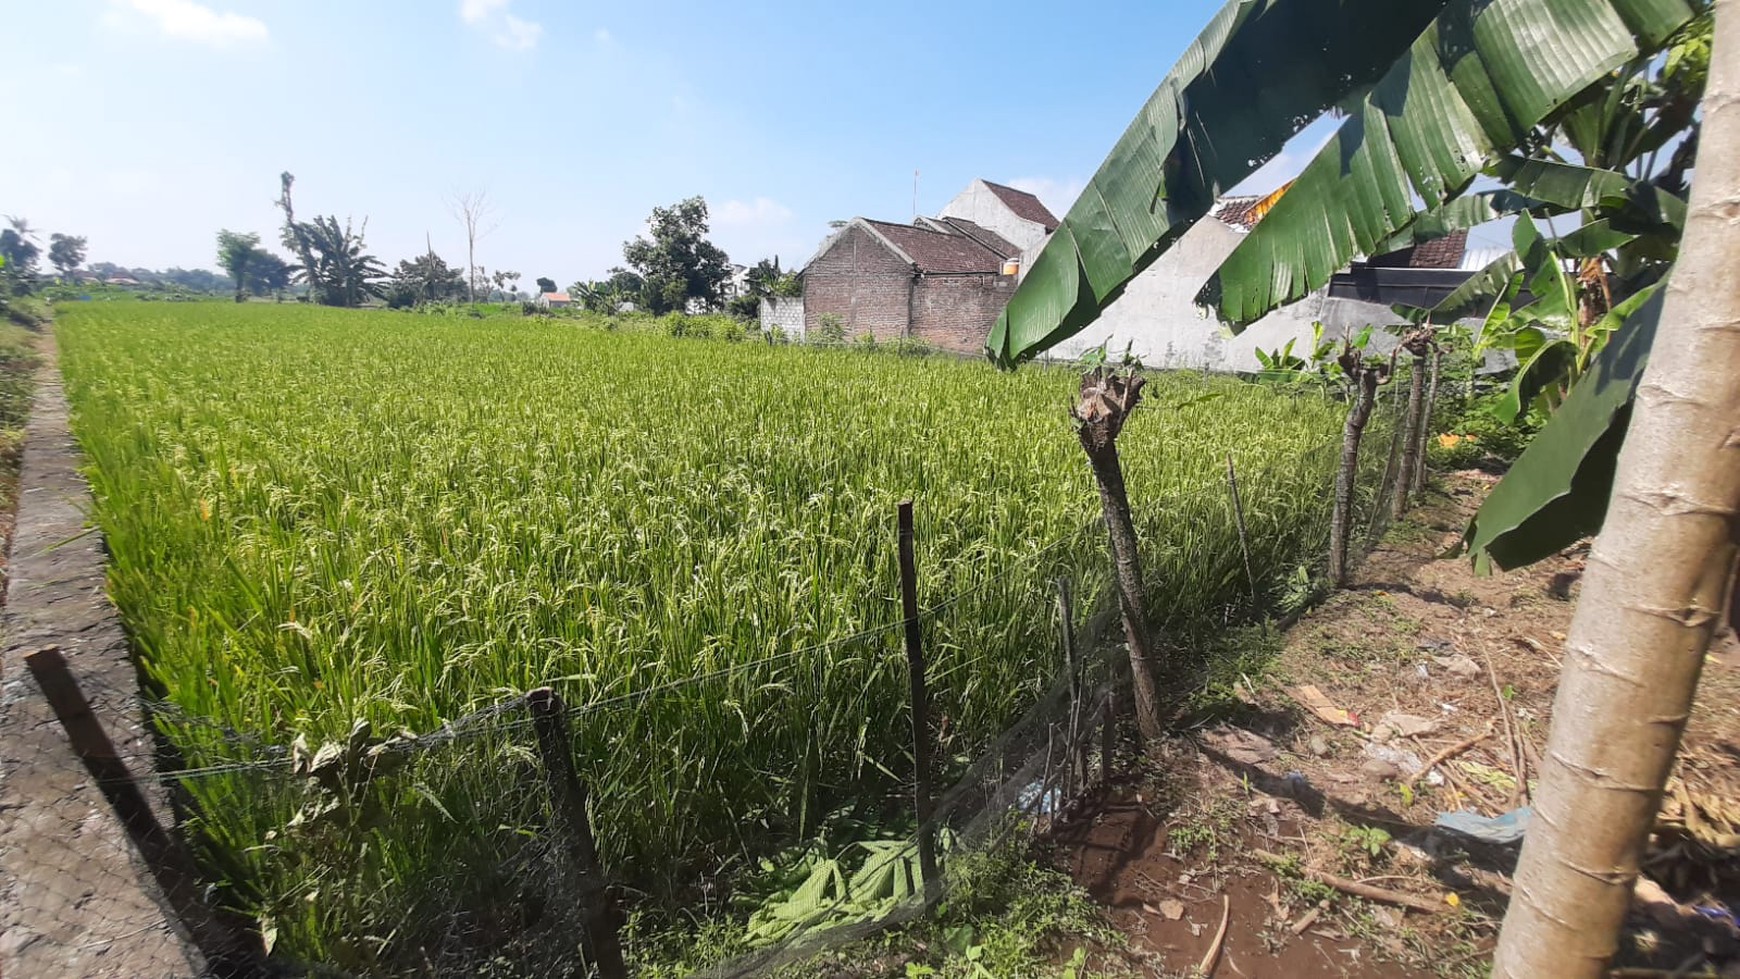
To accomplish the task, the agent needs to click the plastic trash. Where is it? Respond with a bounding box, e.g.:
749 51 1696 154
1434 806 1532 845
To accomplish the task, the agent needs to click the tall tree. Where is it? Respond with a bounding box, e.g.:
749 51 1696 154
1493 6 1739 974
216 230 261 303
621 197 730 314
535 276 557 295
276 173 322 304
0 216 41 287
244 251 292 299
388 247 466 306
449 189 497 304
47 233 87 281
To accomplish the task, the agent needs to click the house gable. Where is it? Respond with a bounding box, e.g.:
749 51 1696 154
938 179 1056 253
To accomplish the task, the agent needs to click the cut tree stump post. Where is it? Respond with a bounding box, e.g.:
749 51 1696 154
898 500 940 895
26 648 265 978
526 688 626 979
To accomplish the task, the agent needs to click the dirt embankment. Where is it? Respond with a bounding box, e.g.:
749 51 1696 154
1048 472 1740 978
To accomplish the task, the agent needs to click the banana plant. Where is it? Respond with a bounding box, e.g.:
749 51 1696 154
980 0 1728 974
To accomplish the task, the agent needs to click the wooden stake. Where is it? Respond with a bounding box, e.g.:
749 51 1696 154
898 500 940 894
527 688 626 979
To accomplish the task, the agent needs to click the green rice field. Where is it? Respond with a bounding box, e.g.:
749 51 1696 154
56 302 1373 970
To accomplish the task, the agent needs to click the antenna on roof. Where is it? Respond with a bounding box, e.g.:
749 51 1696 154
913 170 920 221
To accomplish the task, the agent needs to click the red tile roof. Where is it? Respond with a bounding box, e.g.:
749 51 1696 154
1369 229 1469 269
937 217 1020 258
1211 195 1268 232
862 219 1006 274
1213 191 1469 269
983 181 1059 231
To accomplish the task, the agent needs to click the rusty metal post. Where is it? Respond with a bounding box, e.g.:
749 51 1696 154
527 688 626 979
898 500 940 894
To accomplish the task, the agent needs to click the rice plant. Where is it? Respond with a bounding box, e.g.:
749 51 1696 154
55 303 1371 971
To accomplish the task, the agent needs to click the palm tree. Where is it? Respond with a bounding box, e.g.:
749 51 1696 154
983 0 1729 974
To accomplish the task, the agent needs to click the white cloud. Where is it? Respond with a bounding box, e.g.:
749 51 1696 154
1005 177 1087 216
714 198 794 228
459 0 543 49
498 14 543 49
460 0 507 23
594 27 614 44
104 0 268 46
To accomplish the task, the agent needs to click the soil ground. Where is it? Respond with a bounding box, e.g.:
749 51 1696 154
1043 472 1740 978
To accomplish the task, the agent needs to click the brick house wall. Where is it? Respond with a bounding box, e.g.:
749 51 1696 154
802 225 913 341
910 275 1016 354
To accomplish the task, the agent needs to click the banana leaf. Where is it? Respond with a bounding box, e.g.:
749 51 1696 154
1200 0 1695 329
984 0 1455 366
1464 287 1663 571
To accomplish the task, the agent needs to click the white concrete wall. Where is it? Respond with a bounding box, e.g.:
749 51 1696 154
1042 219 1418 371
760 297 805 339
938 180 1050 252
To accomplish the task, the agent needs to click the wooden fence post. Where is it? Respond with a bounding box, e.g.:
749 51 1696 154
526 688 626 979
25 647 265 978
898 500 940 895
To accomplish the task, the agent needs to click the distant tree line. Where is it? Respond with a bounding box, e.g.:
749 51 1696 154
2 179 802 316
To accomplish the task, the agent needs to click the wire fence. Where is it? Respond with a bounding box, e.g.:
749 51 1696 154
6 394 1410 979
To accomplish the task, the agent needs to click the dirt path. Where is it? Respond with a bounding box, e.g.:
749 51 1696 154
0 327 205 978
1049 472 1740 978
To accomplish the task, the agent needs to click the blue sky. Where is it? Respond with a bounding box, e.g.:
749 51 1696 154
2 0 1331 284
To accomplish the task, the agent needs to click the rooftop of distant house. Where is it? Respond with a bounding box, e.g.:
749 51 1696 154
981 180 1059 232
858 217 1020 275
1210 192 1470 270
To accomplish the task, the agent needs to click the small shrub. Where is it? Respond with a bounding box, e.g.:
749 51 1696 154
815 313 846 345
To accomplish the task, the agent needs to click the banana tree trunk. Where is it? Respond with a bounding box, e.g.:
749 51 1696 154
1493 4 1740 973
1074 369 1165 742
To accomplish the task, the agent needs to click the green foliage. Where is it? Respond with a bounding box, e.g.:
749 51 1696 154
58 302 1368 969
911 841 1110 979
48 233 87 280
215 230 262 303
1464 289 1662 571
620 196 731 314
386 249 466 308
1339 825 1392 859
0 216 42 294
814 313 846 345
